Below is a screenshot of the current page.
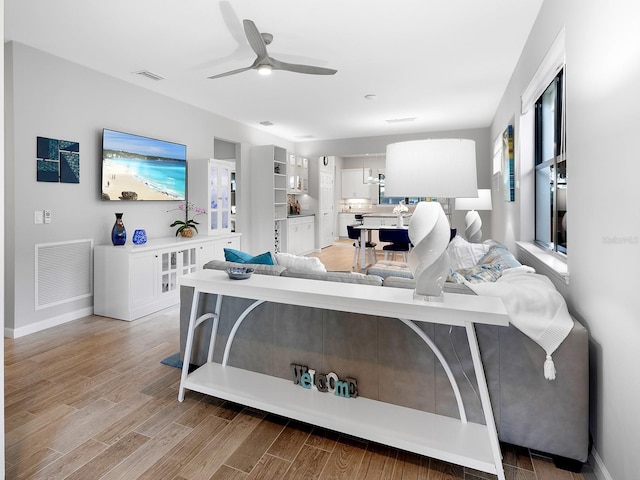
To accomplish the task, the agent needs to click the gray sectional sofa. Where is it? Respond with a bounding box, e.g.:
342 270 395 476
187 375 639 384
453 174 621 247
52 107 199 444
179 257 589 469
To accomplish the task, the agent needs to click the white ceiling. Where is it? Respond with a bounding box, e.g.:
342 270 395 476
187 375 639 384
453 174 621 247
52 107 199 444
5 0 543 142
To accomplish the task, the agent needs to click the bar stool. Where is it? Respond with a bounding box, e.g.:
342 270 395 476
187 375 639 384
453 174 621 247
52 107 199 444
347 224 377 268
379 228 411 262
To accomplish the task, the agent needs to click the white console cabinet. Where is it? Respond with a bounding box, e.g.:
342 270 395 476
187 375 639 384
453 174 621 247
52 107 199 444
94 234 240 321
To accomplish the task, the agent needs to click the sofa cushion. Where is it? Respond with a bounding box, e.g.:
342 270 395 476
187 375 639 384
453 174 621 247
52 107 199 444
224 248 275 265
223 248 253 263
383 276 475 294
203 259 286 276
275 252 326 272
478 244 522 269
449 263 504 284
281 269 383 286
446 235 494 270
368 261 414 279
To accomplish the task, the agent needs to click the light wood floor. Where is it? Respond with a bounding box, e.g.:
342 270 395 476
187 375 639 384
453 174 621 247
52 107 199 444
307 239 380 272
4 242 591 479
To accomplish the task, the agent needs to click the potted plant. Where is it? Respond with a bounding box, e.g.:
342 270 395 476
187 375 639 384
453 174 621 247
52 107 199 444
168 202 206 237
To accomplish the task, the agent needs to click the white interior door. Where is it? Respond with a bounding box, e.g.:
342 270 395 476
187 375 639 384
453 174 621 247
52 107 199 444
320 165 335 248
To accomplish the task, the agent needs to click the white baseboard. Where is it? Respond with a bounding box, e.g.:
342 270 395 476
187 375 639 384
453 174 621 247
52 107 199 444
4 307 94 338
589 448 613 480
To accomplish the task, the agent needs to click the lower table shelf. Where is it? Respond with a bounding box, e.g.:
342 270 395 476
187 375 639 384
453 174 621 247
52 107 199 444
182 362 499 474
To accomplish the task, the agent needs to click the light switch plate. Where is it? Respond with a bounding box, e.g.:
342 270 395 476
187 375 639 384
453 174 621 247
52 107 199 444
34 210 44 224
44 210 52 224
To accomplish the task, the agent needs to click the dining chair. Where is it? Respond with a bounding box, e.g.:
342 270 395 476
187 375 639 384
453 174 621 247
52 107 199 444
347 224 377 268
378 228 411 262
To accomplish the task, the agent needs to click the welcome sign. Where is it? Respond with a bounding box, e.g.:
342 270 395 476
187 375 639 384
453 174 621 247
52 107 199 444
291 363 358 398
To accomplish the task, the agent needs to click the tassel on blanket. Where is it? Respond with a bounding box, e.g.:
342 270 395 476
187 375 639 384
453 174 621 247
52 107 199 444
544 354 556 380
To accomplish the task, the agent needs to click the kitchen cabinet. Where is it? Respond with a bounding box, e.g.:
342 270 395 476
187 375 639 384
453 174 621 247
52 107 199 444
286 216 315 255
341 169 376 199
251 145 288 253
94 235 239 321
187 159 235 234
338 213 357 238
287 155 309 194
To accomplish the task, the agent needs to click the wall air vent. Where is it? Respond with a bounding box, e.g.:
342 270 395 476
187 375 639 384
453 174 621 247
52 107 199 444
35 239 93 309
133 70 165 81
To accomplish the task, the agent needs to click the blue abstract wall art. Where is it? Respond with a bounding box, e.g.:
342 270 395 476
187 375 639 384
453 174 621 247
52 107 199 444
37 136 80 183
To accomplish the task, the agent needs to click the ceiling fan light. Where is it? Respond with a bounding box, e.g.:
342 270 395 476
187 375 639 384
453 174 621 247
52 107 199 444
258 64 272 76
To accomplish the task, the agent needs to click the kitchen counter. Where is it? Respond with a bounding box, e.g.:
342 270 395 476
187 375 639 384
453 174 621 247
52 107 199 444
287 213 315 218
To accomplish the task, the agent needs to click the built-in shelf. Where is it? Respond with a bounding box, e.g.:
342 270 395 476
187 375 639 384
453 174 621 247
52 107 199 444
183 363 497 472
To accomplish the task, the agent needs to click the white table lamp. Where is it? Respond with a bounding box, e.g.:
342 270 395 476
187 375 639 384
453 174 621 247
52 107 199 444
455 189 493 243
385 139 478 299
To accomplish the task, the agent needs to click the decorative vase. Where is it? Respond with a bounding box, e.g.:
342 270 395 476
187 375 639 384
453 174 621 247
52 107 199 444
180 227 194 238
397 215 404 227
111 213 126 245
132 229 147 245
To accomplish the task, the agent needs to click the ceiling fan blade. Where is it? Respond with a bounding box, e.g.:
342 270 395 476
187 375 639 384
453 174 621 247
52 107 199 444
243 19 267 59
270 58 337 75
207 65 254 80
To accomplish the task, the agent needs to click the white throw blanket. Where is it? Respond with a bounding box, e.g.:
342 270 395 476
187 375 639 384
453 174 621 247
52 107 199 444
467 266 574 380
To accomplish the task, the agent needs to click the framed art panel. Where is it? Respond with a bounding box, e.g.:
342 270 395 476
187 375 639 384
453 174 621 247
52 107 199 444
37 136 80 183
502 125 514 201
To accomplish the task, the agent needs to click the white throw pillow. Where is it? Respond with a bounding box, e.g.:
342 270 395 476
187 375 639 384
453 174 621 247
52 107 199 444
275 252 327 272
447 235 492 270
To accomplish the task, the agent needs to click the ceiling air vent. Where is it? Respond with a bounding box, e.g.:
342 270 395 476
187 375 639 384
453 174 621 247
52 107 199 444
133 70 164 81
259 121 274 126
385 117 416 124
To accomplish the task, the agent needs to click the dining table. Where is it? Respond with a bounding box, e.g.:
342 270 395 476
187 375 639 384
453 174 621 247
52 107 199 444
353 215 410 269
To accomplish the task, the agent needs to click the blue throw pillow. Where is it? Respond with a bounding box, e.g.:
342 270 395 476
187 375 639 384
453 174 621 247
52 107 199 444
478 244 522 269
247 251 275 265
224 248 253 263
224 248 275 265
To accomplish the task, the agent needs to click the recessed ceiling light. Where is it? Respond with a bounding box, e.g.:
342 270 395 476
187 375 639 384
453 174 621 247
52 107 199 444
133 70 164 81
259 121 274 126
385 117 417 124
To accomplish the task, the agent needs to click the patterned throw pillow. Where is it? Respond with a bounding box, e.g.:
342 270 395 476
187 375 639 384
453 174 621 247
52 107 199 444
448 264 504 284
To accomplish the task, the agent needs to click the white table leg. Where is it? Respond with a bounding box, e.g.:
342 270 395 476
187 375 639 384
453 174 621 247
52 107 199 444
465 322 505 480
360 228 367 268
179 290 222 402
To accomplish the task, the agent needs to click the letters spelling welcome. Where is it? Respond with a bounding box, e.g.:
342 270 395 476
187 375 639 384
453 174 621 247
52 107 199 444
290 363 358 398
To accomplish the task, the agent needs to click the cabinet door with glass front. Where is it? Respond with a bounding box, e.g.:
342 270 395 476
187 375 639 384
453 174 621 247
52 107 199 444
209 160 234 233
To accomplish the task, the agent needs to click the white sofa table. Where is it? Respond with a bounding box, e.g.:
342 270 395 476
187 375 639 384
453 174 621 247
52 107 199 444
178 269 509 479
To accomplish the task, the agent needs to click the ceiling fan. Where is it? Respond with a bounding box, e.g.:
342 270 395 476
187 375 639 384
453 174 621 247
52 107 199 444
207 19 337 79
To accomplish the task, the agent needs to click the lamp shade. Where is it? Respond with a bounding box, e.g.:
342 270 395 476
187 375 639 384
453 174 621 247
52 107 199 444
384 139 478 198
455 189 493 211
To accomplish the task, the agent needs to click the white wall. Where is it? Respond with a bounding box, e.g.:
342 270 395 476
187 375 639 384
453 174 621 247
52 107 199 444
4 41 294 336
1 0 6 473
491 2 640 478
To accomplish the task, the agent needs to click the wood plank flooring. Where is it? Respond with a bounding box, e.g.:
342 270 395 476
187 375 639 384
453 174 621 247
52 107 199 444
4 242 592 479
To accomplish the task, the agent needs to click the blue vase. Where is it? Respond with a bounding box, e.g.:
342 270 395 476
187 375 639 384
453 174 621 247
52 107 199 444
111 213 126 245
132 229 147 245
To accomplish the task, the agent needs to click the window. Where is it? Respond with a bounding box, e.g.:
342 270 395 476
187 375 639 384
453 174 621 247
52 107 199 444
377 173 424 205
534 69 566 254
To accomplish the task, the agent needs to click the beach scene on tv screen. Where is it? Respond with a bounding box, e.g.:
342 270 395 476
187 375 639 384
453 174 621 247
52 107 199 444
102 129 186 201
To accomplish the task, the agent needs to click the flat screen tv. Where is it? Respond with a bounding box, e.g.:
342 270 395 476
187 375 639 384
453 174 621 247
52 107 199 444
101 129 187 201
